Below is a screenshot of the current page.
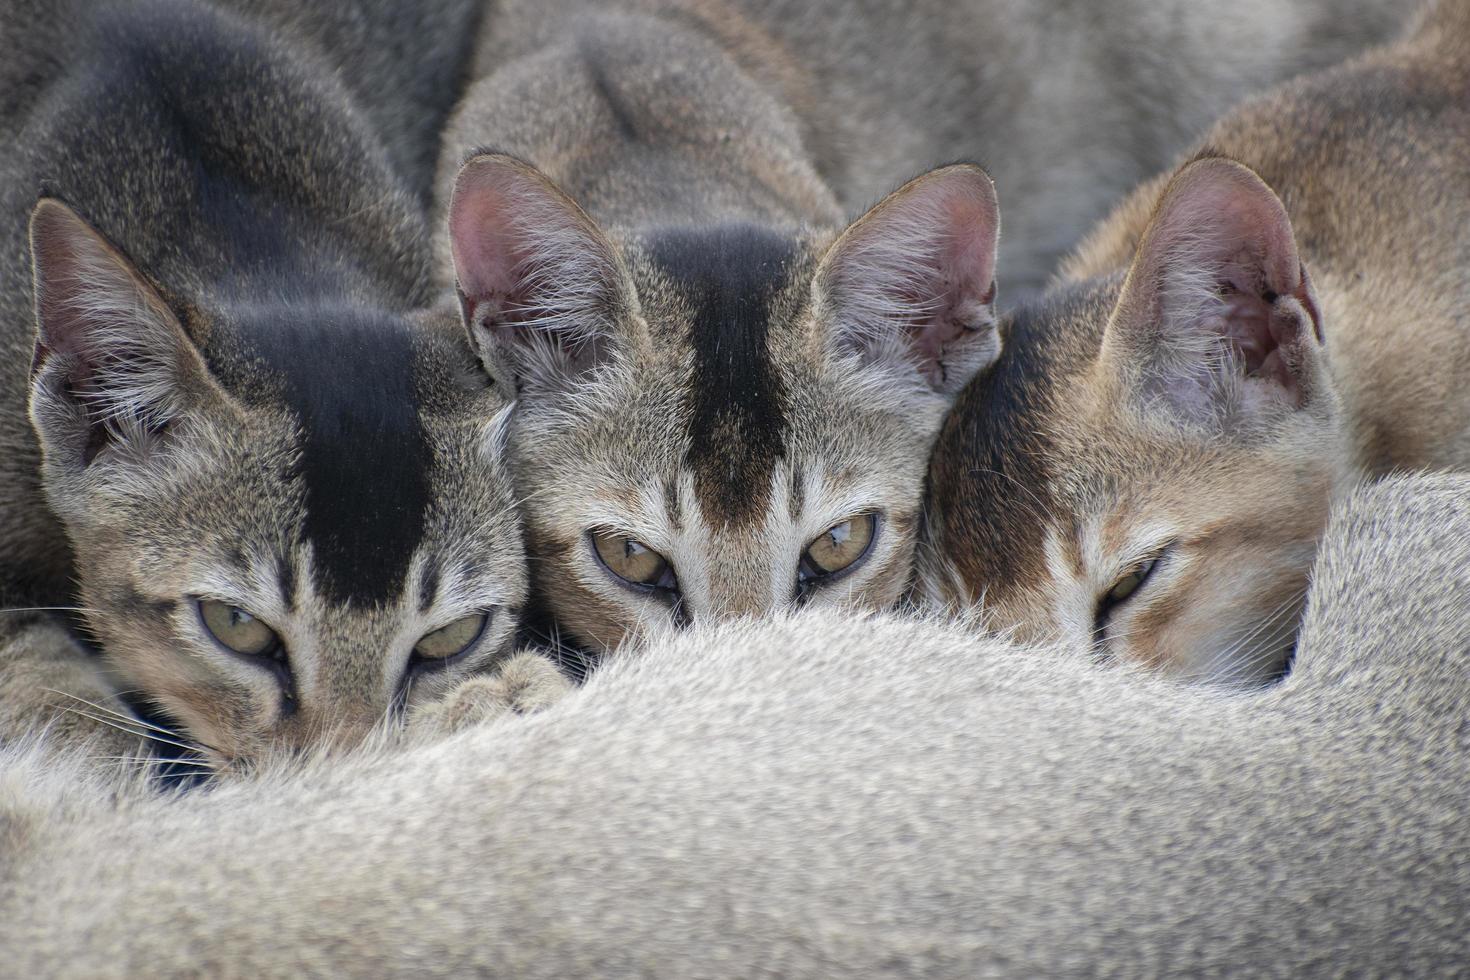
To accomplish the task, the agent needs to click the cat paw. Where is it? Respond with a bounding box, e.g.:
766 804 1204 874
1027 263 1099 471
409 653 572 738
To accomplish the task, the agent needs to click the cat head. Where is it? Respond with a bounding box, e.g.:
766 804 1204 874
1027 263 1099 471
28 199 527 770
922 157 1350 685
447 154 1002 651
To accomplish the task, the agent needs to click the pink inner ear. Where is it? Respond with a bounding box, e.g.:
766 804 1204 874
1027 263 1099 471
899 182 999 385
826 165 1000 387
1219 286 1281 380
448 165 529 322
1107 158 1330 417
1145 159 1306 305
32 204 104 368
30 202 162 387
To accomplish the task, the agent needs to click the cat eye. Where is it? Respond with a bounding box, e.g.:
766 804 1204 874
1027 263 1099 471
798 513 879 588
589 529 678 592
1095 553 1164 630
413 612 489 662
197 599 280 658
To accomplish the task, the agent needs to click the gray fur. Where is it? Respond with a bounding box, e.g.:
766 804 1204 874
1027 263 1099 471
437 0 1417 654
0 1 527 769
1 0 481 202
1 472 1466 975
451 0 1418 300
220 0 485 202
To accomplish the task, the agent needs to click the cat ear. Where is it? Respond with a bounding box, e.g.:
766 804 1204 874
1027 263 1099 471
448 153 634 396
1102 157 1326 425
814 164 1001 396
28 199 220 470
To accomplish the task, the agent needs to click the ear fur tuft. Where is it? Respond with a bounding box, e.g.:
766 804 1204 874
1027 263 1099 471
29 199 214 467
448 154 631 395
1104 157 1326 424
815 164 1002 396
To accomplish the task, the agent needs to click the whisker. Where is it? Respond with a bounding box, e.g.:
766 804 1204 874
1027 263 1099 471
0 605 99 615
1194 589 1305 684
43 690 193 742
53 705 204 755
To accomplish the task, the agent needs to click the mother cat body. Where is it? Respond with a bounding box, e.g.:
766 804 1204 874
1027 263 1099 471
1 472 1466 975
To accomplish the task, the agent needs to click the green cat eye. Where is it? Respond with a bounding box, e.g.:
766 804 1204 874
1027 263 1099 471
414 612 489 661
198 600 279 657
1095 553 1167 636
1106 557 1158 606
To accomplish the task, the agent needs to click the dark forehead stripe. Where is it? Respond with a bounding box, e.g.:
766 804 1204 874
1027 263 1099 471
235 306 432 607
648 225 797 528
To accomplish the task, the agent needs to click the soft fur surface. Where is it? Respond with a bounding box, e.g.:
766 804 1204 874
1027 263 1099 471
449 0 1419 300
920 1 1470 682
2 472 1466 975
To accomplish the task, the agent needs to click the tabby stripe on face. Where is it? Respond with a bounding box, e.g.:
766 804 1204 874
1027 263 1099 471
238 306 432 607
648 225 797 529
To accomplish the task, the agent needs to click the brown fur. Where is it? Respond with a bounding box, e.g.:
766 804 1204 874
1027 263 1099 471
924 1 1470 683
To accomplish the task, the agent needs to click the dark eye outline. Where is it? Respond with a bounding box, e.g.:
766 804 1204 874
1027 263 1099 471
1093 546 1171 638
796 513 881 598
409 610 493 674
193 598 295 713
194 598 285 663
587 529 680 597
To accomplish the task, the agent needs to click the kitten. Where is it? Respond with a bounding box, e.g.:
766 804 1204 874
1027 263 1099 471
220 0 485 204
922 0 1470 683
433 0 1416 654
2 472 1466 975
0 0 530 770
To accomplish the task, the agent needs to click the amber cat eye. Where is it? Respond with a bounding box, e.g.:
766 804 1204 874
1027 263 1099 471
798 513 878 590
197 599 280 658
589 530 677 591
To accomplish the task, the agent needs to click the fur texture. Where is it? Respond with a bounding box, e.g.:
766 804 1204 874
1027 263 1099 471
451 0 1418 300
0 1 528 771
1 472 1466 975
0 0 483 203
445 154 1000 651
922 1 1470 682
434 0 1416 654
